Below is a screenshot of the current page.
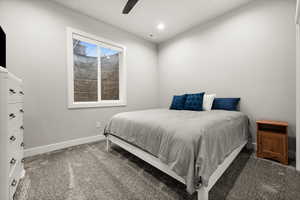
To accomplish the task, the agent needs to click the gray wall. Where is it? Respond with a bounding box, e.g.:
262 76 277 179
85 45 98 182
158 0 296 150
0 0 296 152
0 0 159 148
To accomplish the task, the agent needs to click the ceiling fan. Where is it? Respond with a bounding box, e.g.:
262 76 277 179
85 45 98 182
122 0 139 14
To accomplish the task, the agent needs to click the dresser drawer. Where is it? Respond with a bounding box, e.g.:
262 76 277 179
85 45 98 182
8 133 23 169
7 104 20 133
8 74 23 104
8 131 19 170
8 149 24 180
8 103 23 134
8 157 18 179
9 178 18 200
8 138 20 178
7 103 24 178
8 133 24 178
8 162 22 200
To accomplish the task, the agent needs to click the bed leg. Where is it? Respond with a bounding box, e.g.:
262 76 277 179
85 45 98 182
106 137 111 152
197 187 208 200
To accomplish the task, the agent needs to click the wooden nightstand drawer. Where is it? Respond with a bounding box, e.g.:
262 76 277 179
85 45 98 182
256 120 288 165
260 131 286 157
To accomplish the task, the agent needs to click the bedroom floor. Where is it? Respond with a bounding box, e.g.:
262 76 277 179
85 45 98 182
15 141 300 200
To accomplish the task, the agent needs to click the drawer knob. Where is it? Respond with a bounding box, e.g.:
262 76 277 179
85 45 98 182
21 158 25 163
19 109 24 113
11 179 17 187
21 142 25 148
20 125 24 130
9 136 16 141
9 89 16 94
9 113 16 119
10 158 16 165
19 91 24 95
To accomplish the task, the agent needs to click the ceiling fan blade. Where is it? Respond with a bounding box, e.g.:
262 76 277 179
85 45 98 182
122 0 139 14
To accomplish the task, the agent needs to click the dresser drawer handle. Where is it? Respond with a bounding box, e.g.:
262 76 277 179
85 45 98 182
19 109 24 113
21 142 25 148
11 179 17 187
19 91 24 95
21 158 25 163
9 89 16 94
10 158 16 165
9 136 16 141
9 113 16 119
20 125 24 130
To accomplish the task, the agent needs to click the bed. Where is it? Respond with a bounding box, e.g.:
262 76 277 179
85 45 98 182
104 109 249 200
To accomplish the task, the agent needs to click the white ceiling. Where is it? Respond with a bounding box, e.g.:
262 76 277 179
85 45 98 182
52 0 253 43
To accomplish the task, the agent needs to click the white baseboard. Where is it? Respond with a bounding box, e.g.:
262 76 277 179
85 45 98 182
24 135 105 158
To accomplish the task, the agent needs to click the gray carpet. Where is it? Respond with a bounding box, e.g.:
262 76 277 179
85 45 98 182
15 141 300 200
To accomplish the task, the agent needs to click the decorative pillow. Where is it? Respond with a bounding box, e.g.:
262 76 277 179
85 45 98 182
212 98 240 111
183 92 205 111
203 94 216 111
170 94 187 110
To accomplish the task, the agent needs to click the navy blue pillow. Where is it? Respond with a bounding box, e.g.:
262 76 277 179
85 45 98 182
212 98 240 111
170 94 187 110
183 93 205 111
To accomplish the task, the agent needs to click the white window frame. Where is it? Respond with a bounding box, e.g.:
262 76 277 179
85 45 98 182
66 27 127 109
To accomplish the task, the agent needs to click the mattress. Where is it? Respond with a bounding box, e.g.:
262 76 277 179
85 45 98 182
104 109 249 194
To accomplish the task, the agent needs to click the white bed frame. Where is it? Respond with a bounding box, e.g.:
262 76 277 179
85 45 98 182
106 135 247 200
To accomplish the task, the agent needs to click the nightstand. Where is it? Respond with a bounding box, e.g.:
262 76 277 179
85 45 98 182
256 120 288 165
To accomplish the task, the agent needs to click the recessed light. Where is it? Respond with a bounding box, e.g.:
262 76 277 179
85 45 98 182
157 23 165 31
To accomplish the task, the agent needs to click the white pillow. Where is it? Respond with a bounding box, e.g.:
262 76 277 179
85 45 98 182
203 94 216 111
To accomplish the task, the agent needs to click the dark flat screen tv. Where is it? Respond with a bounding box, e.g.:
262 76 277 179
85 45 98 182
0 26 6 68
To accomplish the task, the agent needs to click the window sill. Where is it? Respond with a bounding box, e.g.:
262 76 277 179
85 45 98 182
68 101 127 109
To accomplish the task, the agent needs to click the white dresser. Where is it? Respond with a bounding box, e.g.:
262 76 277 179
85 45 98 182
0 66 25 200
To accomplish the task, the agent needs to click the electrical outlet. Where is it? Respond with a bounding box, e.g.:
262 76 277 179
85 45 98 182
96 122 102 128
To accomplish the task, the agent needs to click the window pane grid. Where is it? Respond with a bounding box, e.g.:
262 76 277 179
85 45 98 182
100 47 120 100
97 46 101 103
73 39 98 102
72 35 121 103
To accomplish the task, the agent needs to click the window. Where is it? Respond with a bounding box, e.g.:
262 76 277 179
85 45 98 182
67 28 126 108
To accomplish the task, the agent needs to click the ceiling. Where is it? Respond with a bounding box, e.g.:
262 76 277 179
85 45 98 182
51 0 253 43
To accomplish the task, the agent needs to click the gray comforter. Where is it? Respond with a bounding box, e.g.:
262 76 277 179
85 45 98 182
104 109 249 194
